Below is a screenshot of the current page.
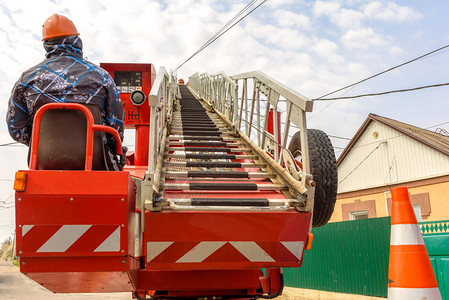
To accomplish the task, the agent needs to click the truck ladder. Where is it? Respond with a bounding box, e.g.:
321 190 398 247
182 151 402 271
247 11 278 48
161 85 292 210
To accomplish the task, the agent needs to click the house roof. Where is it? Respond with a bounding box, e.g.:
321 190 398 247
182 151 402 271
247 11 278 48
337 114 449 166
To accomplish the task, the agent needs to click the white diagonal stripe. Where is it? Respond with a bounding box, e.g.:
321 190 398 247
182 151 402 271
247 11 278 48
391 224 425 246
388 287 442 299
147 242 174 262
22 225 34 237
94 226 120 252
37 225 91 252
281 241 305 260
230 241 275 262
176 241 226 263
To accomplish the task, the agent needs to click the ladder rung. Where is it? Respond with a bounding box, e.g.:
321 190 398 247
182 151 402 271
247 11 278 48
168 136 239 141
172 198 289 207
164 161 265 168
170 131 227 137
166 147 251 153
169 136 224 141
165 153 256 159
164 171 274 178
175 127 220 131
164 183 284 191
168 141 243 147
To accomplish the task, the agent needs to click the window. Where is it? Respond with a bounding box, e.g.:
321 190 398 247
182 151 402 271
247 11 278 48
350 210 369 220
413 204 423 222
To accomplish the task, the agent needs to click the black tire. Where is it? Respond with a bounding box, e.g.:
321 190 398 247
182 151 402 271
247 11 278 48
288 129 338 227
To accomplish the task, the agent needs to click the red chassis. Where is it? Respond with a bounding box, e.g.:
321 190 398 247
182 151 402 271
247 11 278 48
14 63 313 298
16 169 310 296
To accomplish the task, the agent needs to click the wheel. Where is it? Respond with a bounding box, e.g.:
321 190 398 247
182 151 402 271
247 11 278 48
288 129 338 227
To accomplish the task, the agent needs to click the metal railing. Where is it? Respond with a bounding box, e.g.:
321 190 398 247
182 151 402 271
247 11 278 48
189 70 315 210
141 67 177 213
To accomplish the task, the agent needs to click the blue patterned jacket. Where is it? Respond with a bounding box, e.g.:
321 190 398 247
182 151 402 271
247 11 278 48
6 36 124 169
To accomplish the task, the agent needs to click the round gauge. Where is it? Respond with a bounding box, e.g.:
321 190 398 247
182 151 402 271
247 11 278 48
130 90 146 105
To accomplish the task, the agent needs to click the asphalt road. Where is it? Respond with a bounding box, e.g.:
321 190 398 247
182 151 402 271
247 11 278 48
0 260 132 300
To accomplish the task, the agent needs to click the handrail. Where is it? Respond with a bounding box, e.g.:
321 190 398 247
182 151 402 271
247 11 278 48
189 70 315 210
142 67 177 211
29 103 122 171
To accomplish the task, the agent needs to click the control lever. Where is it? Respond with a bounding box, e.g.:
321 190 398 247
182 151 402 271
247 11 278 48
120 146 128 167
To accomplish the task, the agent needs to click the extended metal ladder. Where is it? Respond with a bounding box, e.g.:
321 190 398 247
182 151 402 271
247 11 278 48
161 85 292 210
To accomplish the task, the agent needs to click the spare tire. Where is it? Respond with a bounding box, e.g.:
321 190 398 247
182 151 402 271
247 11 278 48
288 129 338 227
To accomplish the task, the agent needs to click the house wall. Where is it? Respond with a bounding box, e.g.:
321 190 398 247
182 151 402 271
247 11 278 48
330 176 449 222
338 121 449 194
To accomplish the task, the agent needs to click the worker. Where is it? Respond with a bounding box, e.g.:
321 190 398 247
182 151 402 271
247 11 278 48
6 14 124 170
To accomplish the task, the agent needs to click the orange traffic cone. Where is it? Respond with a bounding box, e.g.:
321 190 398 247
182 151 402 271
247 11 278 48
388 187 442 299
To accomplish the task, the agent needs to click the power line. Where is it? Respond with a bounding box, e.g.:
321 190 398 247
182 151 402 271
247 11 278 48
314 43 449 101
314 82 449 101
338 143 383 185
0 142 19 147
173 0 268 72
328 134 351 141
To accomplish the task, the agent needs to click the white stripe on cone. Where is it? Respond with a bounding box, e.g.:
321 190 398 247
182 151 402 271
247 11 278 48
390 224 424 246
388 287 442 300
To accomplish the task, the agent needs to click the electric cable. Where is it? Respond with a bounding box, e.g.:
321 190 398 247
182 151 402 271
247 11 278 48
173 0 268 72
338 143 383 185
0 142 19 147
313 43 449 101
314 82 449 101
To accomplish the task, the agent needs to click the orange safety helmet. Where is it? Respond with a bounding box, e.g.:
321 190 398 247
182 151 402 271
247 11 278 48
42 14 79 41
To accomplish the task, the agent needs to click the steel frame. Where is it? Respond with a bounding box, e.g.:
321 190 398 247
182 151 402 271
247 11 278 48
188 71 315 211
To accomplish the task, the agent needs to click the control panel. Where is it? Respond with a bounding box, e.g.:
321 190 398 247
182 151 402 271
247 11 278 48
100 63 156 128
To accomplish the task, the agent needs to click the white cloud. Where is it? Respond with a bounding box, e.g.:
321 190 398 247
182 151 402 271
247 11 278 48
312 1 421 31
313 1 363 29
244 19 310 51
274 9 311 29
340 28 388 49
389 46 405 55
363 1 422 22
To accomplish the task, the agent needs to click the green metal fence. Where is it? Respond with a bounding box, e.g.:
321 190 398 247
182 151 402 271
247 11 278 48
284 218 449 298
421 220 449 300
284 217 391 297
421 220 449 235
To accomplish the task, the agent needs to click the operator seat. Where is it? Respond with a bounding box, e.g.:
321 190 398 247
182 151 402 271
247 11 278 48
32 104 109 171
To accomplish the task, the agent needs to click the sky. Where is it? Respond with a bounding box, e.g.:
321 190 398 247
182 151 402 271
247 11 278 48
1 0 449 242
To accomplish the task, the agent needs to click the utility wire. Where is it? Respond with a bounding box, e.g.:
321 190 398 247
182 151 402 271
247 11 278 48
314 82 449 101
313 43 449 101
0 142 19 147
173 0 268 72
338 143 383 185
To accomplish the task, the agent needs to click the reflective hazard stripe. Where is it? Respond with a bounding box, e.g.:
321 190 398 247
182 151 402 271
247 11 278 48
22 225 34 236
176 241 227 263
388 287 442 299
281 241 304 261
390 224 424 246
37 225 91 252
229 241 275 262
147 242 174 262
94 226 121 252
147 241 304 263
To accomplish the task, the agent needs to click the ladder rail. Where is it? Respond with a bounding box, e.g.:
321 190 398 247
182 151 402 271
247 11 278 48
189 70 316 211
